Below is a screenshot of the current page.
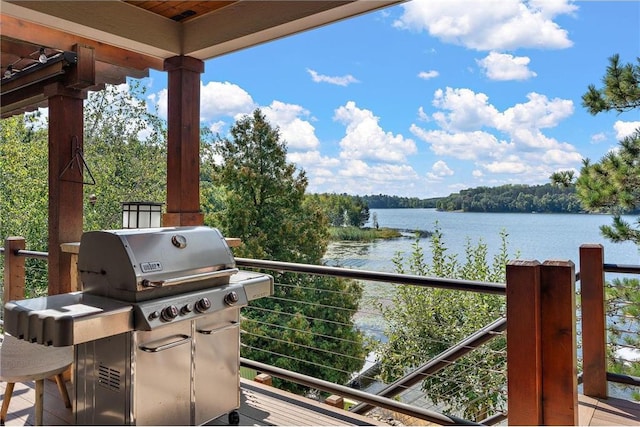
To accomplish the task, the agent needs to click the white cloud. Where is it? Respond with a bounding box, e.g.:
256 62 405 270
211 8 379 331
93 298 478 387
614 120 640 139
287 150 340 169
418 70 439 80
150 81 255 123
590 132 607 144
412 86 582 183
263 101 319 150
200 81 256 121
497 92 574 132
302 157 424 196
483 160 528 174
432 160 454 176
411 127 513 160
417 106 430 121
431 87 500 132
147 90 166 117
334 101 417 163
477 51 537 81
472 169 484 178
541 149 583 165
394 0 576 51
427 160 454 181
307 68 360 86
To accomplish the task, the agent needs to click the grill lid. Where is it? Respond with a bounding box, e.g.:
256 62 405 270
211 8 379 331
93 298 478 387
78 226 237 302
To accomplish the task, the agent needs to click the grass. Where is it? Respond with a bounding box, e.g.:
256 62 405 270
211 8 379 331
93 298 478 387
329 226 402 242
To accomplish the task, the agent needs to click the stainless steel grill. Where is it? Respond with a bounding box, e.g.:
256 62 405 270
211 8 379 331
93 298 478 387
4 226 273 426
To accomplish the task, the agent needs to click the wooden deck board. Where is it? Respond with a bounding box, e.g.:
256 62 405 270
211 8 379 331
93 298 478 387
578 395 640 426
1 377 638 426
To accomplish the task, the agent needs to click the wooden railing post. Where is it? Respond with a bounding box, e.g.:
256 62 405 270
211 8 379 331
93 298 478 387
540 260 578 426
579 244 607 399
506 260 543 426
3 237 26 303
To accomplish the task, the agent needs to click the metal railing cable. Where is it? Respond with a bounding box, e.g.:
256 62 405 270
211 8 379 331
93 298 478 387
235 257 506 295
349 316 507 415
576 260 640 392
237 257 508 423
240 357 481 426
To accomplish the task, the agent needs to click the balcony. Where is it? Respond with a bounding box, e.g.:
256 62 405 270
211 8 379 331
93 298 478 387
1 238 639 425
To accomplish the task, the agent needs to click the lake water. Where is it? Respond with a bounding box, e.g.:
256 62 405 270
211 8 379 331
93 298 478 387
324 209 639 271
323 209 639 399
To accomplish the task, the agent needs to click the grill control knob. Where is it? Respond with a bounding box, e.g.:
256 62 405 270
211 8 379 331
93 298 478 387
161 305 179 322
224 291 239 306
181 304 193 315
195 297 212 313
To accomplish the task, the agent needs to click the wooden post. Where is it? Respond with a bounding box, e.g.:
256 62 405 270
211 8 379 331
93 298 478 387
580 244 607 398
254 373 272 386
325 395 344 410
540 260 578 426
3 237 26 302
506 260 542 426
45 83 86 296
163 55 205 227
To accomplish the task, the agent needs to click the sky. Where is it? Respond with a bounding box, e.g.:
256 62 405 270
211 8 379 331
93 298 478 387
143 0 640 199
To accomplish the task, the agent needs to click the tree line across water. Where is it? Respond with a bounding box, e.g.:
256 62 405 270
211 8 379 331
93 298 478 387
331 182 639 216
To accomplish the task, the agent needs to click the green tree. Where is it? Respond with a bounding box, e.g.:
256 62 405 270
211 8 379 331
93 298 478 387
574 53 640 244
207 109 366 393
552 54 640 399
376 225 513 422
305 193 369 227
1 81 167 297
581 54 640 396
582 54 640 115
0 114 50 297
83 81 167 230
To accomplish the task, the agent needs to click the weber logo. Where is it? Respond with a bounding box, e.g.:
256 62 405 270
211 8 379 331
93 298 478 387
140 261 163 273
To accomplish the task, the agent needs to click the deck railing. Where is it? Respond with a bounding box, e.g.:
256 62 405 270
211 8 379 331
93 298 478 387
2 236 639 425
235 257 507 425
579 244 640 399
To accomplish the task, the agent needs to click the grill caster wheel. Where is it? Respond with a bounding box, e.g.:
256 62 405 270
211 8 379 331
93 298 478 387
228 410 240 425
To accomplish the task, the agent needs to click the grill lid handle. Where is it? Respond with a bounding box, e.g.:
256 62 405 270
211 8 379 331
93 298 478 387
141 268 239 288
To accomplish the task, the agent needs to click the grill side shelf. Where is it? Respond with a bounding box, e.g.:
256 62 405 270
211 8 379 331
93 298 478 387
4 293 134 347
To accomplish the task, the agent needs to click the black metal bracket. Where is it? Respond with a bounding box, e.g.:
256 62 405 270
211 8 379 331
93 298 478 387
59 135 95 185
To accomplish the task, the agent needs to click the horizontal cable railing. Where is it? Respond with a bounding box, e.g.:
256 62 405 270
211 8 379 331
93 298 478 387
602 263 640 391
3 241 638 423
578 245 640 403
241 357 481 426
235 258 506 294
235 257 508 424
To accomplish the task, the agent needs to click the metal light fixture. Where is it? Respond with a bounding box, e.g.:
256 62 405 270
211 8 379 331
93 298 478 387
121 202 163 228
38 47 48 64
4 65 13 78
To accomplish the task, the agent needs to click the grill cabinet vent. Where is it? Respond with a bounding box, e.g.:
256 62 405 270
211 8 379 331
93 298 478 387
98 364 121 391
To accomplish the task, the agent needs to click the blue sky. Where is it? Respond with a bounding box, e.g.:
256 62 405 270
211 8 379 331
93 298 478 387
145 0 640 198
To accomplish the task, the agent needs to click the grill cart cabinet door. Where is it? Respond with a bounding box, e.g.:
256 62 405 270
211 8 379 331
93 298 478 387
194 308 242 425
134 323 193 425
75 333 132 425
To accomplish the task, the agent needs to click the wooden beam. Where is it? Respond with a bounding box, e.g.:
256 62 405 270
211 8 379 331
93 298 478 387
66 44 95 90
163 55 204 226
540 260 578 426
580 244 608 399
506 260 543 426
0 14 163 71
45 82 86 296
